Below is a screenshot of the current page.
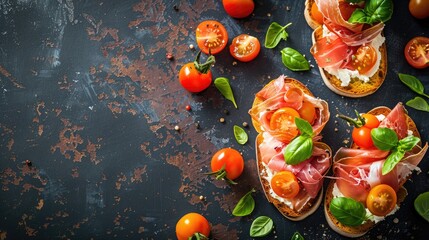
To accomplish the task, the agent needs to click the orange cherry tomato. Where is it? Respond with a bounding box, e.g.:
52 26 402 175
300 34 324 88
229 34 261 62
269 107 300 135
311 2 324 25
366 184 397 216
404 36 429 69
351 45 377 75
210 148 244 182
270 171 300 199
196 20 228 55
298 101 316 125
222 0 255 19
361 113 380 129
176 212 210 240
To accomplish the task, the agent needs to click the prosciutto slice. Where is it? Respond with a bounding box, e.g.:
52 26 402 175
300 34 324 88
332 103 428 204
249 75 330 143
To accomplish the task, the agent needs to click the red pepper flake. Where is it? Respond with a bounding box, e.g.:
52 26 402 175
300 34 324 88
166 53 174 60
185 105 191 111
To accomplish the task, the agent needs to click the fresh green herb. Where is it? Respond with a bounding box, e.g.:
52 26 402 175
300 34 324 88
233 125 248 145
214 77 238 108
291 231 304 240
284 118 314 165
232 188 256 216
414 191 429 222
264 22 292 49
406 97 429 112
371 127 420 175
189 233 208 240
348 0 393 25
249 216 274 237
399 73 429 98
330 197 367 226
280 47 310 71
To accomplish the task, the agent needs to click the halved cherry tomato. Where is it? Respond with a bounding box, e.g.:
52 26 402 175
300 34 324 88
311 2 324 25
409 0 429 19
351 45 377 75
196 20 228 55
229 34 261 62
366 184 397 216
176 212 210 240
298 101 316 125
222 0 255 18
179 52 215 93
270 171 300 199
209 148 244 183
404 36 429 69
269 107 300 136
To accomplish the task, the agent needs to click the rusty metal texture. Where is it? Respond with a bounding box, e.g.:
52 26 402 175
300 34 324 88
1 0 428 239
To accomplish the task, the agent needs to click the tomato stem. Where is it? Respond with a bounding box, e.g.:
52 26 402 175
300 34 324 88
194 51 216 74
190 233 209 240
337 110 366 128
205 164 238 185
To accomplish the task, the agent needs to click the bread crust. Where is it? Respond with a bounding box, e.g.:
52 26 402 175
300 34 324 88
304 0 321 30
252 77 331 220
325 105 418 237
311 26 387 98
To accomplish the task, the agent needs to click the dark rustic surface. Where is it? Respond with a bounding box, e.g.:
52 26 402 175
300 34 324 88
1 0 428 239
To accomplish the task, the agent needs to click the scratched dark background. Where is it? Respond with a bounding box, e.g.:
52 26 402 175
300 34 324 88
0 0 428 239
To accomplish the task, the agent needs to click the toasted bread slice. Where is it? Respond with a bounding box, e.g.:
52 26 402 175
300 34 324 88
304 0 322 30
311 26 388 98
250 77 313 133
325 105 421 237
256 133 332 221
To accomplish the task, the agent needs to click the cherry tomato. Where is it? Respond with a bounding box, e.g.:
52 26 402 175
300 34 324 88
222 0 254 19
196 20 228 55
338 1 359 21
176 212 210 240
352 127 374 149
298 101 316 125
404 36 429 69
269 107 300 138
361 113 380 129
311 2 324 25
270 171 300 199
179 51 215 93
210 148 244 183
229 34 261 62
351 45 377 75
409 0 429 19
366 184 397 216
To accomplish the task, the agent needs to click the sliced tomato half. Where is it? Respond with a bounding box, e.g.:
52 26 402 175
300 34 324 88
196 20 228 55
404 36 429 69
229 34 260 62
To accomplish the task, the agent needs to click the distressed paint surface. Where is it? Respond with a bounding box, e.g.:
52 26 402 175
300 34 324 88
1 0 428 239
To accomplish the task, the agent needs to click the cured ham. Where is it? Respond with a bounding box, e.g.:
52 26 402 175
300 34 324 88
332 103 428 204
249 75 330 143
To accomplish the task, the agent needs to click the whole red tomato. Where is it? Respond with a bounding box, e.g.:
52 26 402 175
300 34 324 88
409 0 429 19
179 51 215 93
208 148 244 184
176 212 210 240
222 0 254 18
404 36 429 69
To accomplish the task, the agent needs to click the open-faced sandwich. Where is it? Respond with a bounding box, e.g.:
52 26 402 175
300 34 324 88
249 75 331 220
325 103 428 237
305 0 393 97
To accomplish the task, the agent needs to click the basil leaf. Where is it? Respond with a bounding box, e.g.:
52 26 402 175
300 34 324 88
414 192 429 222
406 97 429 112
382 149 405 175
264 22 292 49
233 125 248 145
398 73 429 98
348 0 393 25
284 135 313 165
330 197 367 226
214 77 238 108
291 231 304 240
371 127 398 151
249 216 274 237
280 47 310 71
398 135 420 152
232 189 256 216
295 117 313 137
